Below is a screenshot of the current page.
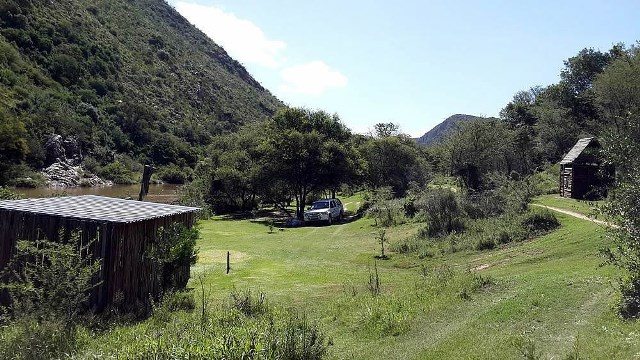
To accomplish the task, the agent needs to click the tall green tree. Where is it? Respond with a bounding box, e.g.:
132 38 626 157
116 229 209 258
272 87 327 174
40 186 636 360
359 134 429 196
443 119 514 190
261 107 356 219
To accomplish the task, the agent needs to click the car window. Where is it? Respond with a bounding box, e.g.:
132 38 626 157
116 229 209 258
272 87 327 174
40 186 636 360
311 201 329 209
336 199 342 206
330 201 336 208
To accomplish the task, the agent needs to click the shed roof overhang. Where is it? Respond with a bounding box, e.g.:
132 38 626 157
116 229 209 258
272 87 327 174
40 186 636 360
0 195 200 224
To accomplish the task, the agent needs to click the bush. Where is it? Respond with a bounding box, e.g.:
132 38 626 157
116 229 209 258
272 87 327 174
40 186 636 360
96 160 135 184
158 164 192 184
0 236 101 325
475 236 496 251
619 277 640 319
461 190 506 219
521 210 560 235
532 164 560 195
147 223 199 292
162 291 196 312
9 177 41 188
415 188 466 237
0 186 21 200
366 198 407 227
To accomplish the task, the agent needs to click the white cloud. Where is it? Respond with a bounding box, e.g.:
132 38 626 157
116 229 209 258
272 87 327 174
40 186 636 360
174 2 348 96
279 61 348 95
174 2 286 68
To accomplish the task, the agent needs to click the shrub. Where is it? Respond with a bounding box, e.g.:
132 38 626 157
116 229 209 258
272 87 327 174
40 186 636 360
475 236 496 251
0 317 83 360
521 210 560 235
415 188 466 237
461 190 506 219
230 289 268 317
9 177 41 188
158 163 192 184
97 160 135 184
366 198 407 227
147 223 199 292
618 277 640 319
0 236 101 325
0 186 21 200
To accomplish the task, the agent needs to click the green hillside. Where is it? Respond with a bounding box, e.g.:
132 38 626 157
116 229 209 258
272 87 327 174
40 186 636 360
0 0 282 184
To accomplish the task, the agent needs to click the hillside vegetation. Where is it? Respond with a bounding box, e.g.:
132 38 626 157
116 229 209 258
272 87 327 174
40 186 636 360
0 0 281 185
415 114 492 146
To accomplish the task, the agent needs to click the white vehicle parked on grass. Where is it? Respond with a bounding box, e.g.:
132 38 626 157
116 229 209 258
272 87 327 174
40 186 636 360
303 198 344 225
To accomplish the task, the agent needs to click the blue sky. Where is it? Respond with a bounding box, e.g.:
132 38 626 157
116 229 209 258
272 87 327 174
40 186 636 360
169 0 640 137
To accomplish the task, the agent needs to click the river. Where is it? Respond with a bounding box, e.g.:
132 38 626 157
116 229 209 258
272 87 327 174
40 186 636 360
13 184 181 204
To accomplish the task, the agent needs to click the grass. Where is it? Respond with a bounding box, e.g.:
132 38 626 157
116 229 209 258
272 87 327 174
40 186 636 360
532 194 605 218
78 193 640 358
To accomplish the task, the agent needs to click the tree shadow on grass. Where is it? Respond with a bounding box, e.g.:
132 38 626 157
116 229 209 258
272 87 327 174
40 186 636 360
211 209 364 230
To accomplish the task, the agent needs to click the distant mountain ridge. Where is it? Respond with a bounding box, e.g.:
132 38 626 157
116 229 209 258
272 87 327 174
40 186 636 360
415 114 495 146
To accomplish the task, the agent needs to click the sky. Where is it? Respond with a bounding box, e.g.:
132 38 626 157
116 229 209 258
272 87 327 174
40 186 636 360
168 0 640 137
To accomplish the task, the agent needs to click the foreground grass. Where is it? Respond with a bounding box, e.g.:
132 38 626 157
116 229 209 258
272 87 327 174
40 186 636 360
81 195 639 359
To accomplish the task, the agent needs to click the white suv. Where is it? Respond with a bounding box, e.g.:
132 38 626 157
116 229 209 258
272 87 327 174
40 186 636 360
304 198 344 225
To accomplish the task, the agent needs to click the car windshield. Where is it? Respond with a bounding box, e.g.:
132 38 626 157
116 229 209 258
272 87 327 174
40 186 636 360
311 201 330 209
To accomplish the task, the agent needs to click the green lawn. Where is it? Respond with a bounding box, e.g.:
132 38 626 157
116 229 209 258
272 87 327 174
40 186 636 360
532 194 605 218
80 193 638 358
184 194 639 359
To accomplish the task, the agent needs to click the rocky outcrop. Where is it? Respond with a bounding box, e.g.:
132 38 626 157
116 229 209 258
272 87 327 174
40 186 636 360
45 134 83 166
42 160 112 188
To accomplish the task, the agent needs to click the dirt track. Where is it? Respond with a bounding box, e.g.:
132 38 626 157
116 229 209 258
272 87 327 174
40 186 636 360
531 203 617 228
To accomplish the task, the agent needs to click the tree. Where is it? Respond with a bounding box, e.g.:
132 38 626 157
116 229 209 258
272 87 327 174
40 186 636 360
261 107 355 219
595 45 640 317
359 135 429 196
500 88 540 128
443 119 514 190
0 109 29 185
373 122 400 138
203 123 264 212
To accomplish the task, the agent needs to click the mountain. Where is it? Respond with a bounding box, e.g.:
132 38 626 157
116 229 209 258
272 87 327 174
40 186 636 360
0 0 282 185
415 114 493 146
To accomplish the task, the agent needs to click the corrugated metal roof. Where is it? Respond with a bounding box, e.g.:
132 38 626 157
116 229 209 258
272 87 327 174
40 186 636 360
559 137 595 165
0 195 199 224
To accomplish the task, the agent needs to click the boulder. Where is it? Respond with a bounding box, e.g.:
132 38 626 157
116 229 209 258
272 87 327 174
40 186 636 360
44 134 83 166
42 159 112 188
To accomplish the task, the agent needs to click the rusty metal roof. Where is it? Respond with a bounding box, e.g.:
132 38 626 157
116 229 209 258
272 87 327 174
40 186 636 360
559 137 595 165
0 195 199 223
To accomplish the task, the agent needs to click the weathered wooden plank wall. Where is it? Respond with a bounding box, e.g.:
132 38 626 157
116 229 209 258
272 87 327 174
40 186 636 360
0 210 195 312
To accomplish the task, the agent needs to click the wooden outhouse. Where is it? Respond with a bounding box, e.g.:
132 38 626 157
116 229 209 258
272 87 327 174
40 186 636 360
0 195 199 312
559 137 611 199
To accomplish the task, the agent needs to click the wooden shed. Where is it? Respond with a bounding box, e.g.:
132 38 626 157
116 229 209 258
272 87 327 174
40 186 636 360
559 137 611 199
0 195 199 312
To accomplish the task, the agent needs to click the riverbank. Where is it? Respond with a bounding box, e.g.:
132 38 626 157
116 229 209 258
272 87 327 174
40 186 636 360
11 183 181 204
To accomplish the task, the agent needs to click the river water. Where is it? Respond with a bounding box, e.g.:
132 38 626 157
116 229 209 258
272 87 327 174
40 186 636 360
13 184 181 204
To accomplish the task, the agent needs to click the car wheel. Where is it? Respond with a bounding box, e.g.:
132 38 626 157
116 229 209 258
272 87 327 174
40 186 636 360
339 211 344 222
327 215 332 226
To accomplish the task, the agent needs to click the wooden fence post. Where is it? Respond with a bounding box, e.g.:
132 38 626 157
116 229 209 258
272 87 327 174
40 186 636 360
138 165 155 201
226 251 230 274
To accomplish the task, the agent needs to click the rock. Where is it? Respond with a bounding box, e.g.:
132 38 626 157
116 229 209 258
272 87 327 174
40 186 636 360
44 134 83 166
45 134 65 166
62 137 82 164
42 159 112 188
